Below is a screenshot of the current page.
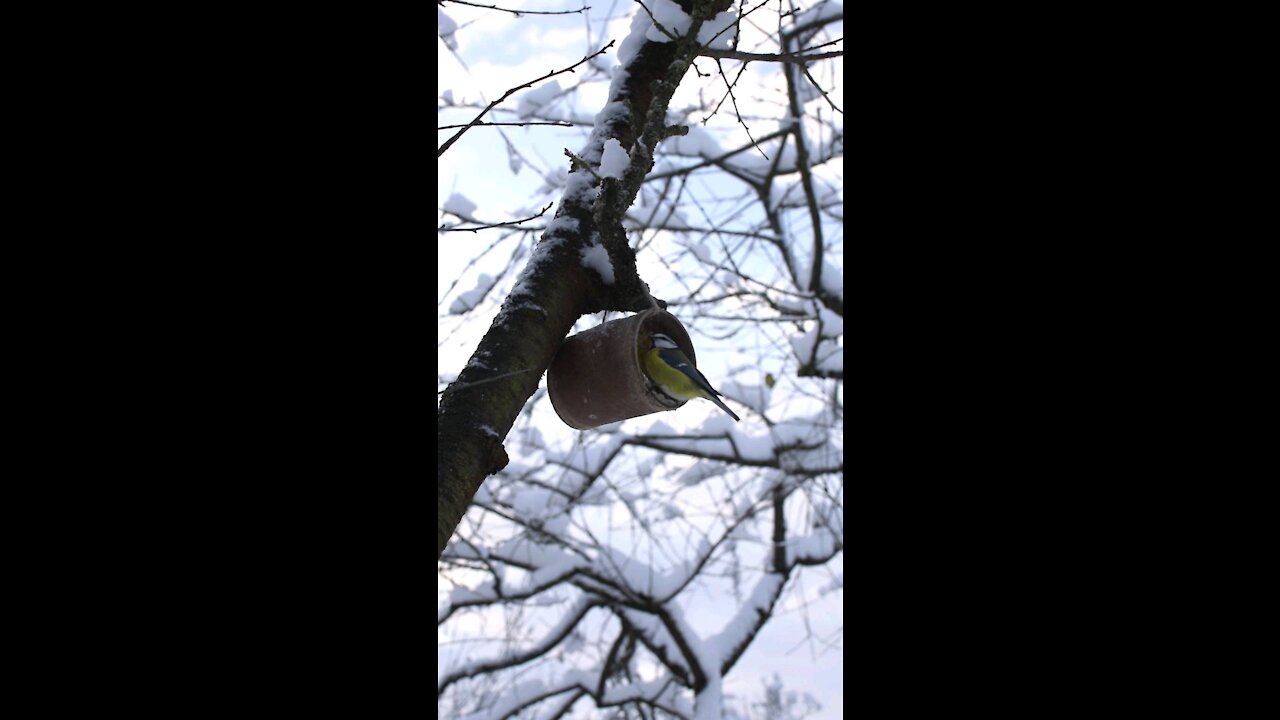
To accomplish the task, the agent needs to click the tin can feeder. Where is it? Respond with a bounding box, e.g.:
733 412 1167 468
548 309 696 430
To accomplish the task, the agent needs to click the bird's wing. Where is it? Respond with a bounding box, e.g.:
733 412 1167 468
657 349 723 397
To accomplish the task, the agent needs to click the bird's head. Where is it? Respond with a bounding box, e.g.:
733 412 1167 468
650 333 680 350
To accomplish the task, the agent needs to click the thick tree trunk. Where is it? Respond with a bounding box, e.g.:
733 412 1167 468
437 2 723 559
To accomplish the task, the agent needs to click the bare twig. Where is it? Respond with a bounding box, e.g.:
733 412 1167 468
694 0 769 53
437 120 573 129
709 57 766 159
437 41 614 157
633 0 680 40
800 62 843 114
782 8 844 43
700 48 842 64
439 201 555 233
804 37 845 52
645 127 788 181
439 0 590 16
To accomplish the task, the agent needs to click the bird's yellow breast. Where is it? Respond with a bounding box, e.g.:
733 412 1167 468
642 348 703 401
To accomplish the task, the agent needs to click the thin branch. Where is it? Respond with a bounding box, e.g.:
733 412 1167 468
709 57 766 158
437 40 615 157
439 201 555 233
625 435 834 470
441 102 598 127
797 366 843 380
693 0 769 54
645 127 789 182
439 0 590 16
633 0 680 41
800 63 843 114
804 37 845 52
437 598 601 697
782 9 844 43
437 120 573 129
700 48 842 63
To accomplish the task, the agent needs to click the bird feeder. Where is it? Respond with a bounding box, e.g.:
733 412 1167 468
548 309 696 430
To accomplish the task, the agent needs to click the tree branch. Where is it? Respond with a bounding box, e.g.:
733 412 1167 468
699 48 842 63
440 0 590 16
438 41 615 158
437 120 573 129
439 10 726 558
439 202 555 233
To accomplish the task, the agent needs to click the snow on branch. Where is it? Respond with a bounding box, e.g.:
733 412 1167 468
437 597 602 697
457 673 592 720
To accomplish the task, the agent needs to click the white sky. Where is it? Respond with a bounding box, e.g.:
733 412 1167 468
439 2 843 716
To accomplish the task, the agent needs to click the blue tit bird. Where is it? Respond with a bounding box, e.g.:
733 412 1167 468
641 332 741 422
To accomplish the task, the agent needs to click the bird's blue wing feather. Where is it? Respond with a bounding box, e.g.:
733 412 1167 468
655 348 741 422
657 349 721 397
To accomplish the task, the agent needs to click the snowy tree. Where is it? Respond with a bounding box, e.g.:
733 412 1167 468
439 1 842 717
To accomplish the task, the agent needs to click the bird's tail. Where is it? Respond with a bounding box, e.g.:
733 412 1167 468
706 394 741 422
